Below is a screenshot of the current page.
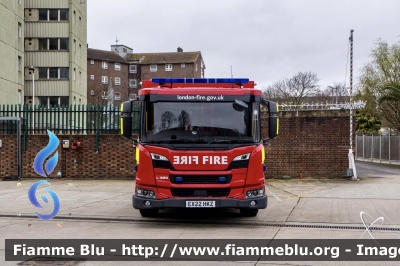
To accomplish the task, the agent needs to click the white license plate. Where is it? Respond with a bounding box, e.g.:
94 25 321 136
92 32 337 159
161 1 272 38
186 201 216 208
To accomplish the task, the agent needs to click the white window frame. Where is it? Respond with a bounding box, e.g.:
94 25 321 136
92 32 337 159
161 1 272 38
90 90 94 96
114 92 121 100
115 63 121 71
102 61 108 69
129 65 137 73
115 77 121 85
165 64 172 71
150 64 157 72
129 93 137 100
90 75 94 80
181 63 185 68
129 79 137 88
102 91 107 99
90 60 94 64
101 76 108 84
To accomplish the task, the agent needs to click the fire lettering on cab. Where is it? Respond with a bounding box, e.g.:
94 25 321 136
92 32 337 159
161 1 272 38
173 156 228 165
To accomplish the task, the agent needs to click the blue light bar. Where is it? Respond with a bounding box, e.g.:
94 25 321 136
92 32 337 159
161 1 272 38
218 177 227 182
151 78 249 84
175 177 183 182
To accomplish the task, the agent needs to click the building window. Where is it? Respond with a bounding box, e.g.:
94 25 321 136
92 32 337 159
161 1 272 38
60 68 68 79
102 91 107 99
73 11 76 25
49 38 58 50
129 79 137 88
59 38 68 50
49 68 58 79
17 56 21 72
38 9 69 21
73 68 76 81
74 39 76 53
165 64 172 71
129 65 137 73
181 63 185 68
90 90 94 96
150 64 157 72
129 93 137 100
18 23 21 38
102 61 108 69
18 0 21 5
38 67 68 79
90 75 94 80
101 76 108 84
115 77 121 85
49 10 58 21
115 63 121 71
90 60 94 64
60 9 69 21
79 71 81 84
195 64 198 72
38 38 69 51
18 90 21 104
79 44 81 57
114 92 121 101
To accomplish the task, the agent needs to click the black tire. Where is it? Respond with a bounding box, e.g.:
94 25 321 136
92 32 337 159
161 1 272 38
240 208 258 217
139 209 159 217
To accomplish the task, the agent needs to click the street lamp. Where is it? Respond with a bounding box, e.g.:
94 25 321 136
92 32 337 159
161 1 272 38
29 66 35 134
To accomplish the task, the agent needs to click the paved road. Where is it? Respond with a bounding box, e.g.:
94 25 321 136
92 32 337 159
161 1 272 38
0 161 399 265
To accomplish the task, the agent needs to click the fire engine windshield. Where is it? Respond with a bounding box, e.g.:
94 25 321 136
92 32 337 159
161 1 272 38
142 101 260 143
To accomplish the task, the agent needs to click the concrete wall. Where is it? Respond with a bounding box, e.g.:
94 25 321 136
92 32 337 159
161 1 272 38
0 110 353 179
0 0 24 105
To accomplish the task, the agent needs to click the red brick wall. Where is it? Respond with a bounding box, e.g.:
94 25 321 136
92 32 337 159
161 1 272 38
262 110 353 178
0 134 135 179
0 110 353 179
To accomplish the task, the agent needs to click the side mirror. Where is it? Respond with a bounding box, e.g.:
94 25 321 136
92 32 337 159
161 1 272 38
261 99 279 143
120 100 138 144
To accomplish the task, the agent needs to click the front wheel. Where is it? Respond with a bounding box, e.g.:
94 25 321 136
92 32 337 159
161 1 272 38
139 209 159 217
240 208 258 217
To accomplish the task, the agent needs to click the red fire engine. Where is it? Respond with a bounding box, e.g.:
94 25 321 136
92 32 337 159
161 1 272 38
120 78 279 217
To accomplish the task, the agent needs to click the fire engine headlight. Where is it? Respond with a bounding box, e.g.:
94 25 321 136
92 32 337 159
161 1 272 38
151 153 169 161
233 153 251 161
136 187 156 198
245 187 265 198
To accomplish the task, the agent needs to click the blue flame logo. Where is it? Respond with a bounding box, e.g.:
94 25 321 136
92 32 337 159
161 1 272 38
28 180 60 220
30 130 60 220
33 130 59 177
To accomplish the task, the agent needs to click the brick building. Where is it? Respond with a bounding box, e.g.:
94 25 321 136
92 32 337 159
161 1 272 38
87 48 131 104
124 47 206 92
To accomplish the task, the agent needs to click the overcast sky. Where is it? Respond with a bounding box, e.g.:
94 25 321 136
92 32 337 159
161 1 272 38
88 0 400 90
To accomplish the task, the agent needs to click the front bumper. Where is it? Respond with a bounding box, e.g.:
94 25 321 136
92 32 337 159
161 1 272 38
133 195 267 209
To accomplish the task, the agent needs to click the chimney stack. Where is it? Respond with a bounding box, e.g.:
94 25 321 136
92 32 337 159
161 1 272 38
177 47 183 52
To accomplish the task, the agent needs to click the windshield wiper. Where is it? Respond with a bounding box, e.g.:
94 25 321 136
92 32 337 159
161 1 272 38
207 139 255 144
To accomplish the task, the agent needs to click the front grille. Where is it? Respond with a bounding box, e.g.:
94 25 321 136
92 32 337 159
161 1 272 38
171 188 230 197
227 160 249 170
152 160 174 170
170 175 232 184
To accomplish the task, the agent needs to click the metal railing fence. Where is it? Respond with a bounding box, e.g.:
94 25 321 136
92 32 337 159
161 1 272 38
356 132 400 165
0 104 140 135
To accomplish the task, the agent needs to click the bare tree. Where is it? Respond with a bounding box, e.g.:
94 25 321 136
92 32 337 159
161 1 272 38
262 71 320 106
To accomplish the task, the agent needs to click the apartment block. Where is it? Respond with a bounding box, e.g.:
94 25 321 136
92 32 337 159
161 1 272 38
0 0 24 104
87 48 130 104
24 0 87 106
125 47 206 89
